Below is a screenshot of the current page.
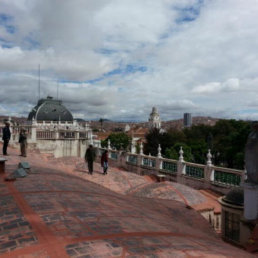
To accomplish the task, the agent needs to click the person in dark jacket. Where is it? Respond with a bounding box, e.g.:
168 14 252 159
2 121 11 156
19 128 27 157
85 145 96 174
101 150 109 175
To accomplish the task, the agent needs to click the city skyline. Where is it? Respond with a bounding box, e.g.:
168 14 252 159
1 0 258 121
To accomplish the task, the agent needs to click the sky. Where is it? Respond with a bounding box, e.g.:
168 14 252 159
0 0 258 121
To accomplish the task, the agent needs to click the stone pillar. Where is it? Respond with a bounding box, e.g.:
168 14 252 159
140 142 143 155
108 139 111 150
55 130 59 140
157 144 162 158
177 146 185 184
155 157 162 174
31 125 37 143
204 149 213 188
207 149 212 166
179 146 184 162
131 140 135 154
136 154 142 175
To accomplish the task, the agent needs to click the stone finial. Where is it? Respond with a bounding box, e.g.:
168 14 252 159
140 142 143 155
131 140 135 154
157 144 162 158
107 139 111 150
207 149 212 166
179 146 184 162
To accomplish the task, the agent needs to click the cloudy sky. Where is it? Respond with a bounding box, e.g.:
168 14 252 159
0 0 258 121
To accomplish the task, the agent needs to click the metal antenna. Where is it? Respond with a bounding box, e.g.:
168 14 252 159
38 64 41 100
57 80 59 99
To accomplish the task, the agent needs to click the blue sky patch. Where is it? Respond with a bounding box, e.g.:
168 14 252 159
0 13 16 34
0 37 13 48
84 64 147 85
23 35 40 49
175 0 204 24
96 48 118 55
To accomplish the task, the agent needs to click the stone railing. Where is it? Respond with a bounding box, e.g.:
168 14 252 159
95 146 244 195
36 130 56 139
212 167 242 186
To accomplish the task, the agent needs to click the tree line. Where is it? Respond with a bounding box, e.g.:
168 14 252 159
101 119 252 170
144 119 251 169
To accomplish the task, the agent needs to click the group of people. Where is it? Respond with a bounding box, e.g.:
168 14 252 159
2 121 27 157
85 145 109 175
2 121 108 174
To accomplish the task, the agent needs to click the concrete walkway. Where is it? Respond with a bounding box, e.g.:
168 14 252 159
0 145 254 257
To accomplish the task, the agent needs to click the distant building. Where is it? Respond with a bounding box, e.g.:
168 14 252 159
124 124 131 132
149 107 161 129
0 96 96 158
184 113 192 128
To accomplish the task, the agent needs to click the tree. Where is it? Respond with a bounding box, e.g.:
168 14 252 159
145 119 251 169
165 143 193 162
102 132 131 150
144 128 163 155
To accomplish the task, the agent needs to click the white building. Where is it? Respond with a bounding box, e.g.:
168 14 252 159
149 107 161 129
0 96 96 158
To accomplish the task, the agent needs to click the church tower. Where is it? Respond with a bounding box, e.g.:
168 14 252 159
149 107 161 129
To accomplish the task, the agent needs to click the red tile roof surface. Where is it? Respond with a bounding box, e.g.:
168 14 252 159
0 144 254 257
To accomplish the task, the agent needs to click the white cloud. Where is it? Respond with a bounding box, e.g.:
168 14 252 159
192 78 240 94
0 0 258 120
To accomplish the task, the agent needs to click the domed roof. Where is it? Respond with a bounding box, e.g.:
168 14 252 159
28 96 73 122
222 187 244 206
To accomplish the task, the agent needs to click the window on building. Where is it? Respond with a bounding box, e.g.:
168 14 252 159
225 211 240 242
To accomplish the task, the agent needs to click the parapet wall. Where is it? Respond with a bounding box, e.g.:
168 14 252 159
96 147 244 195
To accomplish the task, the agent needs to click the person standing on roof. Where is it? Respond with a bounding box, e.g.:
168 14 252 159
2 121 11 156
85 145 96 175
19 128 27 157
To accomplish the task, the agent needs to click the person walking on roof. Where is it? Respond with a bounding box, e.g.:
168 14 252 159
101 150 109 175
85 145 96 175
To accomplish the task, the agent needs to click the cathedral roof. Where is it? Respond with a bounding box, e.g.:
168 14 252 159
28 96 73 122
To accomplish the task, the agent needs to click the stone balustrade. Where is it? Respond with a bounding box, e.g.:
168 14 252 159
96 147 244 194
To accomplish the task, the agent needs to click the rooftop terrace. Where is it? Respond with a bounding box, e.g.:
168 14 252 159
0 144 254 257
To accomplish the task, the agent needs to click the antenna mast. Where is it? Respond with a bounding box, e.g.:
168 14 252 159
57 80 59 100
38 64 41 100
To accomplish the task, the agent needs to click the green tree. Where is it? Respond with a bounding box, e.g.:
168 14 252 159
212 120 251 169
165 143 193 162
102 132 131 150
144 119 251 169
144 128 162 155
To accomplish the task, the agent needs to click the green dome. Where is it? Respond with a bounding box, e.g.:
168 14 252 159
28 96 73 122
